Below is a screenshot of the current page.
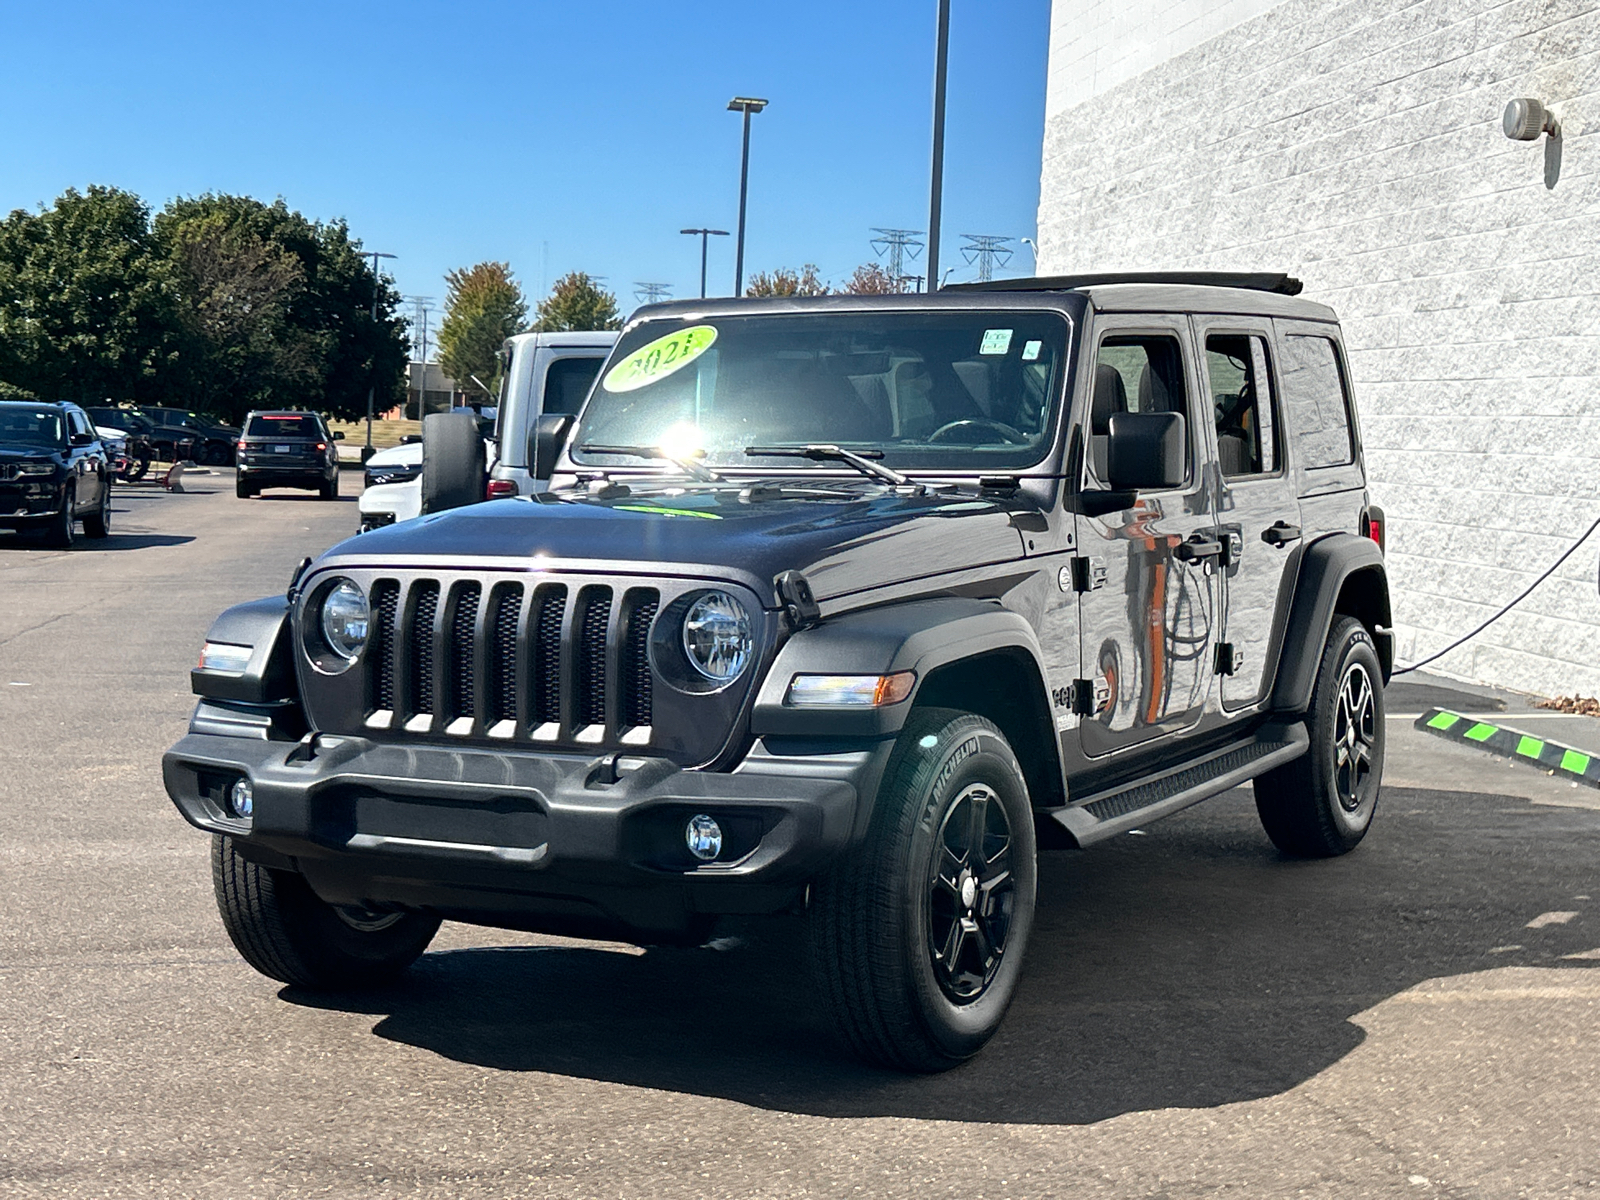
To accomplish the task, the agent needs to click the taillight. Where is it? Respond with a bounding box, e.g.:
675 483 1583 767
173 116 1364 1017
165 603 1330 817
486 479 517 500
315 442 327 451
1362 505 1386 553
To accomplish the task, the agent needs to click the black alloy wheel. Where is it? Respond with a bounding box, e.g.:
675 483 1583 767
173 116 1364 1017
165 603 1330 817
1333 659 1378 812
1254 616 1386 857
809 708 1037 1072
928 783 1016 1002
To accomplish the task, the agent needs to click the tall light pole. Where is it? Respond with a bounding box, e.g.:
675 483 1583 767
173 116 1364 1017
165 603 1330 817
357 250 396 461
727 96 768 297
926 0 951 291
680 228 729 298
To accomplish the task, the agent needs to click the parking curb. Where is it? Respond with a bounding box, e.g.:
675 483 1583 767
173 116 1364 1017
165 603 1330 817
1415 708 1600 789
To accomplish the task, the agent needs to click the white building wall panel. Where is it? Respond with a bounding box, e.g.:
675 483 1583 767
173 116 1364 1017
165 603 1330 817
1040 0 1599 697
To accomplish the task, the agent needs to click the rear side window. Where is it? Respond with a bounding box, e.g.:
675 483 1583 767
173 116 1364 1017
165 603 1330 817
542 356 605 416
247 414 322 438
1280 336 1354 469
1206 334 1278 477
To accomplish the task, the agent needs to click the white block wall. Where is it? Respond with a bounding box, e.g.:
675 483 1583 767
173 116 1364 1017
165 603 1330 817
1038 0 1600 698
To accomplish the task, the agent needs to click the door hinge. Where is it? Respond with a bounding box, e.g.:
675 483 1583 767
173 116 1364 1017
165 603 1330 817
1070 555 1107 593
1215 642 1243 676
1072 678 1111 715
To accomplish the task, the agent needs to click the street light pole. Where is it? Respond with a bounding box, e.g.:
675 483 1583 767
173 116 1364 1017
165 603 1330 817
358 250 396 461
726 97 768 297
680 228 730 299
926 0 951 292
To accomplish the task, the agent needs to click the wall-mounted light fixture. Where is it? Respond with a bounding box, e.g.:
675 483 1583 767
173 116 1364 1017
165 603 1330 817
1503 98 1560 141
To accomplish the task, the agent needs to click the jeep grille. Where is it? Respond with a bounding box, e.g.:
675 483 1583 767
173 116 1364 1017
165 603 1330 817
359 576 658 746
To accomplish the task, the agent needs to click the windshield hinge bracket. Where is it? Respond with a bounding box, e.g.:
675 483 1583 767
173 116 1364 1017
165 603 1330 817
775 570 822 631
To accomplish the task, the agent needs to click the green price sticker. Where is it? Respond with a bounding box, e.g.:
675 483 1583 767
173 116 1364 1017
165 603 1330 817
602 325 718 393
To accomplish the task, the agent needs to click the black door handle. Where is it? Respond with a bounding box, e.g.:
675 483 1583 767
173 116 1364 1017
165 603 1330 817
1261 521 1302 547
1174 535 1223 563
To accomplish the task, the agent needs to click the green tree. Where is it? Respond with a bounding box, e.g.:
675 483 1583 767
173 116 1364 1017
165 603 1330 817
745 264 829 297
154 194 409 423
844 262 899 294
532 272 621 332
0 186 181 404
438 261 527 399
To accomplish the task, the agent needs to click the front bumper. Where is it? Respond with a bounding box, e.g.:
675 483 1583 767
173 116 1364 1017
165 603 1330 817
163 720 889 936
0 480 67 522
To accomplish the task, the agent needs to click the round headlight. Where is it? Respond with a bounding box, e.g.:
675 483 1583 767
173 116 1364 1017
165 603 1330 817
320 579 370 662
681 591 752 683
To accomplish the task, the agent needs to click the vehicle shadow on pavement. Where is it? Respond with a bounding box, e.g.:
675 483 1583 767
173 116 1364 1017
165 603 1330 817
283 787 1600 1125
0 532 195 551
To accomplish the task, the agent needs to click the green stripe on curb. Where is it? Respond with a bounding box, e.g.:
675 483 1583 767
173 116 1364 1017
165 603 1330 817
1415 708 1600 789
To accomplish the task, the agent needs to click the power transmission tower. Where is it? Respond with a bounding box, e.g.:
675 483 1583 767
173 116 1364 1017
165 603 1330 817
871 228 925 293
634 282 673 305
960 234 1014 283
406 295 438 420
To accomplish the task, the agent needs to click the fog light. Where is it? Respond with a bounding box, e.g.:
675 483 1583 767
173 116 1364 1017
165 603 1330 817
686 814 722 861
229 778 254 819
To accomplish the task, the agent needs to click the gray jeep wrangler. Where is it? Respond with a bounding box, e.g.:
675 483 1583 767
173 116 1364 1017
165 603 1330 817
164 271 1391 1072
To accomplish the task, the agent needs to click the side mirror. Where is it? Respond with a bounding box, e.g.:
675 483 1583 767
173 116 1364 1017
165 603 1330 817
331 431 345 441
530 413 575 481
1106 411 1186 491
400 434 422 445
70 432 94 447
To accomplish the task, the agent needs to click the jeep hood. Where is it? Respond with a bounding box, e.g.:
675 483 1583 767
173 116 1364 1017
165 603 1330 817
323 484 1032 606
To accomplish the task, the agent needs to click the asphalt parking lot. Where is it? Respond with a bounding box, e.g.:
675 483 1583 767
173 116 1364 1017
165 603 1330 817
2 472 1598 1198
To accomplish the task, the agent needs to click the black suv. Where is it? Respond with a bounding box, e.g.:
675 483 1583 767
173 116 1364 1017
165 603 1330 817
163 274 1391 1071
0 400 112 547
235 411 343 499
143 406 240 466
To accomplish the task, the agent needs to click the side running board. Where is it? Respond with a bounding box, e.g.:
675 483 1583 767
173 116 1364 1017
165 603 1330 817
1053 723 1310 847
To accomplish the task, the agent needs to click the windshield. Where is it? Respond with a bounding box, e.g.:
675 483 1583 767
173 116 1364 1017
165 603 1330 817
0 406 66 449
572 310 1068 472
246 414 321 438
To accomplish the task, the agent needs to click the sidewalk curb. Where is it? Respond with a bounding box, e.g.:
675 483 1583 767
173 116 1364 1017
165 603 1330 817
1416 708 1600 789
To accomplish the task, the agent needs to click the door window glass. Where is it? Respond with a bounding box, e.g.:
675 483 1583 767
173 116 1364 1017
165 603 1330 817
543 356 605 416
1090 334 1190 482
1280 336 1354 468
1206 334 1278 477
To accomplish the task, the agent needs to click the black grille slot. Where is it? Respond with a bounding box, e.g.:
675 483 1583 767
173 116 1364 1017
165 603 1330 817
575 587 613 727
620 589 658 729
369 581 400 712
409 581 440 716
449 583 481 721
531 585 567 726
486 584 523 726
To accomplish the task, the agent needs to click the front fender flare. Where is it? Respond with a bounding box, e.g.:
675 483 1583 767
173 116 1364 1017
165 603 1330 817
750 597 1049 739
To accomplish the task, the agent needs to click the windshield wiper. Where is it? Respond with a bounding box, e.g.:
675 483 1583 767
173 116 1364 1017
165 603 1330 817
576 444 721 482
744 443 912 488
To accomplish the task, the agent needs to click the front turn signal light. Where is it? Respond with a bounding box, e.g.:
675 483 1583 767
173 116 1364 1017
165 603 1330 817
785 671 916 707
199 641 252 674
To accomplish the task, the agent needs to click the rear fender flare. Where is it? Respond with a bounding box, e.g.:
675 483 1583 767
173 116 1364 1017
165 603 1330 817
1270 534 1392 715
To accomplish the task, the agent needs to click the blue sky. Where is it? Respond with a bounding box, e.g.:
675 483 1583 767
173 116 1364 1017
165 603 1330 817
1 0 1049 323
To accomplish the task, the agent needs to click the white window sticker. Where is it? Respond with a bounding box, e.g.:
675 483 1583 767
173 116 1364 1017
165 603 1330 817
1022 339 1042 361
979 329 1014 355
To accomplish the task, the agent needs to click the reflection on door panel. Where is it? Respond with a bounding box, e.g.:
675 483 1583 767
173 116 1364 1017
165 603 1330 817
1079 331 1219 758
1204 329 1300 709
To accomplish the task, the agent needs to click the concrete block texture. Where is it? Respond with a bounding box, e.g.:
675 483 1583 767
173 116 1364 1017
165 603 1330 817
1040 0 1600 697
